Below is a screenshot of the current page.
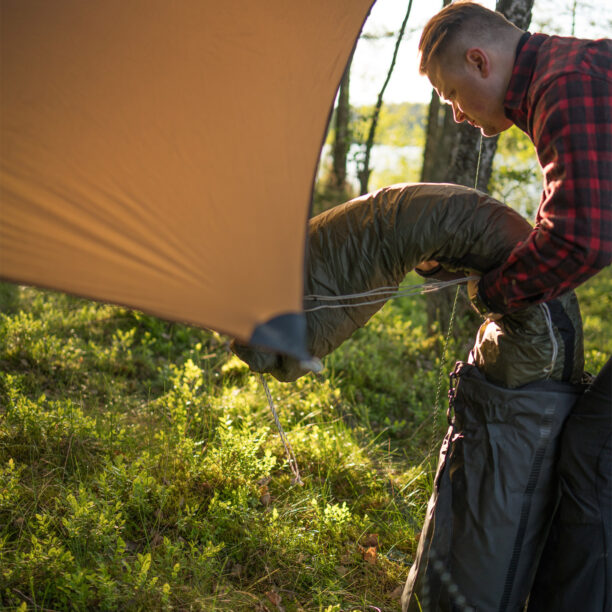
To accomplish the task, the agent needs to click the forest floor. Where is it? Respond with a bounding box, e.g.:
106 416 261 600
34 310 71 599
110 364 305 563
1 267 610 611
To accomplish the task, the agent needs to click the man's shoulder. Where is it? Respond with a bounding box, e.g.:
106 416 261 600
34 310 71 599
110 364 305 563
535 35 612 83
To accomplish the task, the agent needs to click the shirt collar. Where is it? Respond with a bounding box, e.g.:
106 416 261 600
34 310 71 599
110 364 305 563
504 32 547 113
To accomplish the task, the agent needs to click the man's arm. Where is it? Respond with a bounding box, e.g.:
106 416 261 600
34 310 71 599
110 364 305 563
479 69 612 314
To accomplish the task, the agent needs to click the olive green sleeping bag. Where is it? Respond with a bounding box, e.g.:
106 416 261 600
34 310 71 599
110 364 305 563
233 183 583 386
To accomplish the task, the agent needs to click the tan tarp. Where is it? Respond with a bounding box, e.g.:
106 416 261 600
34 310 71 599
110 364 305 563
0 0 374 358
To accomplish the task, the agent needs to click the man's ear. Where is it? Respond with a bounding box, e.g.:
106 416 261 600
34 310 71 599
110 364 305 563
465 47 490 77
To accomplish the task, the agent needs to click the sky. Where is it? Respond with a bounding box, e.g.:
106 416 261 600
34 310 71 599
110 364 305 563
351 0 612 106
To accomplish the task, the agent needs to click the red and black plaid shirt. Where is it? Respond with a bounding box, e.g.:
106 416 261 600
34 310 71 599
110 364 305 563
480 32 612 313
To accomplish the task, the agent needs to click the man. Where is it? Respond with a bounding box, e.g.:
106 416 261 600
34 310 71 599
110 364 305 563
412 2 611 610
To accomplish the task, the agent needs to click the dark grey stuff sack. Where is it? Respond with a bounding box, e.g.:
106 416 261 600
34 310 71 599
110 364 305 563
401 362 584 612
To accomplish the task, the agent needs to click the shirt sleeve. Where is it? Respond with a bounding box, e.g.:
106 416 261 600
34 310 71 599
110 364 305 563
480 70 612 313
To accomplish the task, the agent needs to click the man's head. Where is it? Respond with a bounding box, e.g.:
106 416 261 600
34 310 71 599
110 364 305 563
419 1 524 137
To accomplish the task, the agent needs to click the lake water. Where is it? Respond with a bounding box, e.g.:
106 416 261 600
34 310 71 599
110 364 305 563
318 143 422 191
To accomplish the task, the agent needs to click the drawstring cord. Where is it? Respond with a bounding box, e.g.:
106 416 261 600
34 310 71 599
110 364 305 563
259 373 303 486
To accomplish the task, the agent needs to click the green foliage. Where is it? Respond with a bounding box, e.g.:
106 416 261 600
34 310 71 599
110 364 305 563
349 103 427 149
575 266 612 372
489 126 543 219
316 100 544 219
0 271 609 609
315 102 426 211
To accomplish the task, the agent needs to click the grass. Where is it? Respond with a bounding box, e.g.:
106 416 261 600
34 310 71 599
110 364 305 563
0 267 610 611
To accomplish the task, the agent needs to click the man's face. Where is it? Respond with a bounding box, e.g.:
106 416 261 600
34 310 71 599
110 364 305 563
426 54 512 137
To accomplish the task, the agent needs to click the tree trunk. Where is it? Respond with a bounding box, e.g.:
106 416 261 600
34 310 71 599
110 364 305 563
358 0 413 195
420 90 458 184
331 58 352 193
421 0 534 330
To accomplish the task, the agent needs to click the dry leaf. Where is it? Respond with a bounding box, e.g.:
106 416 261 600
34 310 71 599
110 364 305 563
363 546 377 564
335 565 349 576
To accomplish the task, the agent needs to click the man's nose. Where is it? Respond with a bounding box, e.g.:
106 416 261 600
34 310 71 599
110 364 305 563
452 103 466 123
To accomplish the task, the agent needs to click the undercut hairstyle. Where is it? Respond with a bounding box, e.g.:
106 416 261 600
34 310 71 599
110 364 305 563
418 1 519 74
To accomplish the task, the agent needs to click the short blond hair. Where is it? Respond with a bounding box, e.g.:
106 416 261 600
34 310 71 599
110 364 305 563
418 1 518 74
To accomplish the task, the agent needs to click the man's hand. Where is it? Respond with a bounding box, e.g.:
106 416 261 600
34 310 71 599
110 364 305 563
467 278 503 321
415 259 440 275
